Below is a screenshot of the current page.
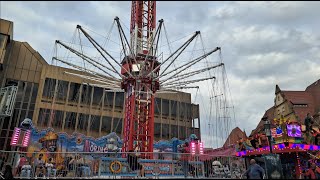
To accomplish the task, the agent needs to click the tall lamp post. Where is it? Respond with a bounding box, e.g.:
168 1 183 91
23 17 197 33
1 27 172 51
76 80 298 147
262 116 273 154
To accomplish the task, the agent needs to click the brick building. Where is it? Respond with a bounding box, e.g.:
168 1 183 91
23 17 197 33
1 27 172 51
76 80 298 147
251 79 320 136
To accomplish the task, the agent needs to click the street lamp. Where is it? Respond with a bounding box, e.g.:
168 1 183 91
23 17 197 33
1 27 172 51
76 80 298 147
262 116 273 154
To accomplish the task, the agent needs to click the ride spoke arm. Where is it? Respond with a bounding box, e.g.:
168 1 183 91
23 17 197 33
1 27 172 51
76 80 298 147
56 40 119 79
63 71 121 84
161 63 224 85
162 76 215 86
153 19 163 57
77 25 133 78
146 31 200 78
114 17 135 69
64 71 121 88
160 47 220 84
138 19 163 76
159 47 221 80
160 86 199 90
158 31 200 78
53 57 114 81
87 83 123 91
114 17 139 65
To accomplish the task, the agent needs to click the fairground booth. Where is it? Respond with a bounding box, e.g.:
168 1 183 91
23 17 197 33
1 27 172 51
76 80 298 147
235 116 320 179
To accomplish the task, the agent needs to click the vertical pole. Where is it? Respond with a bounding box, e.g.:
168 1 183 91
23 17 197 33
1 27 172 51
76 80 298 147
171 158 174 177
268 136 273 154
150 93 154 158
296 152 302 179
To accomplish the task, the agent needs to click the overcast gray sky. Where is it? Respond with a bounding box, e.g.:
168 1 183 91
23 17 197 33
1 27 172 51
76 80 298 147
1 1 320 148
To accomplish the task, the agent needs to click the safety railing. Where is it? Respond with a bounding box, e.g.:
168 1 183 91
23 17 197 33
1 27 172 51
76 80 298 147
0 151 246 179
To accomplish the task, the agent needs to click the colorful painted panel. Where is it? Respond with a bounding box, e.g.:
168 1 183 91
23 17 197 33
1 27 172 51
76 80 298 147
271 127 283 138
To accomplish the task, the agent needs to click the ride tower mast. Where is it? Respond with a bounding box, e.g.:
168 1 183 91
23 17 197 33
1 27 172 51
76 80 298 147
121 1 159 158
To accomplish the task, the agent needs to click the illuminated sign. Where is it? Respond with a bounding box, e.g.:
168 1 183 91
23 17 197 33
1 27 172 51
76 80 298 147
287 124 302 137
190 141 204 155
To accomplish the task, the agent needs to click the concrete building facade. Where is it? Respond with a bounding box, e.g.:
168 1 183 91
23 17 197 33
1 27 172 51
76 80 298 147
0 18 201 151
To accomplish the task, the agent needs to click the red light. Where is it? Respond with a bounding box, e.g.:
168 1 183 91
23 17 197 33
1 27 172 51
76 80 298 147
10 128 31 147
10 128 21 145
191 142 196 154
199 142 204 154
22 130 31 147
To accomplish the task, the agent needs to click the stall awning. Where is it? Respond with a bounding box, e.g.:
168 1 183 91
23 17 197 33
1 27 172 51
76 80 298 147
236 143 313 157
201 146 236 160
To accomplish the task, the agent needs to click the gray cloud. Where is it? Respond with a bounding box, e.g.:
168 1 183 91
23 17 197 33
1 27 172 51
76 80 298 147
2 1 320 148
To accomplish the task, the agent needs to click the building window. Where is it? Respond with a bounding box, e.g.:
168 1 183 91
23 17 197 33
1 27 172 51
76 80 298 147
92 87 103 106
68 83 80 102
162 99 169 116
113 117 122 135
188 127 193 136
30 83 38 105
101 116 112 135
171 101 177 118
186 104 192 119
162 124 169 139
56 80 69 101
180 102 186 118
38 108 50 127
0 34 7 49
293 104 308 107
52 110 63 129
114 92 124 108
179 126 186 140
78 114 89 131
154 98 161 115
65 112 76 130
171 125 178 138
90 115 101 132
81 85 92 105
104 91 114 107
154 123 161 138
42 78 56 99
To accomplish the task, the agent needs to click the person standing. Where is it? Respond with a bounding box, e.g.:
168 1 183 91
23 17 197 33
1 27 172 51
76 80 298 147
46 157 57 178
34 153 46 178
127 150 145 177
0 153 6 172
20 159 31 179
242 159 265 179
2 164 14 179
15 154 27 176
180 142 192 178
305 113 314 132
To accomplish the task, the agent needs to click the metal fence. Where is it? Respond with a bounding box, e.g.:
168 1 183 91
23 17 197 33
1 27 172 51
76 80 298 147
0 151 245 179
